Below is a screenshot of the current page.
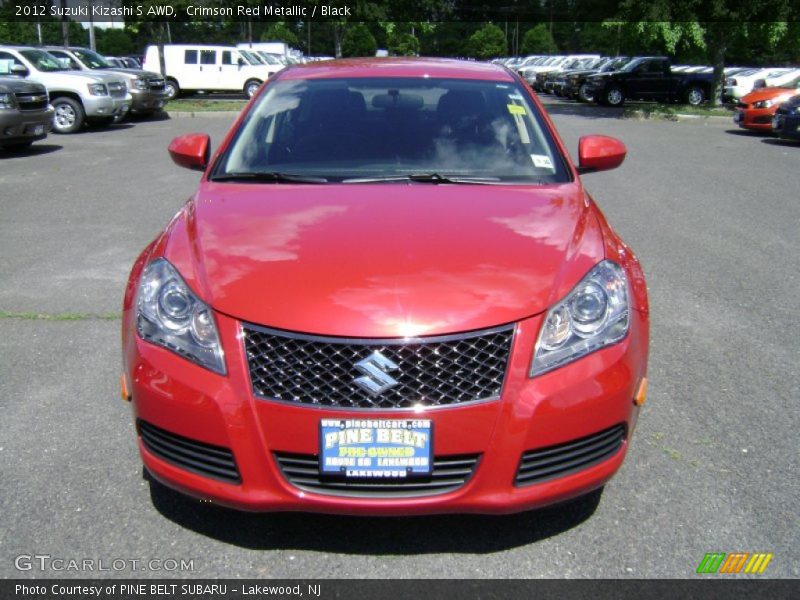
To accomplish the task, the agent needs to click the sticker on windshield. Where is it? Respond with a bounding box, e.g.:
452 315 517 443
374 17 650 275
530 154 554 170
507 104 527 116
508 93 524 101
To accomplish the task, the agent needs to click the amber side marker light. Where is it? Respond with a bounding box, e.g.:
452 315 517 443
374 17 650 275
634 377 648 406
120 374 131 402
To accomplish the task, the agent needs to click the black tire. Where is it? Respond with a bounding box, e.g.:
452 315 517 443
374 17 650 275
604 85 625 107
685 85 706 106
164 78 180 100
578 83 593 103
51 97 85 134
244 79 262 99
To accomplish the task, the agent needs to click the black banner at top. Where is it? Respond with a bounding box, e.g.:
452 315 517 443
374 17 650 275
3 0 800 22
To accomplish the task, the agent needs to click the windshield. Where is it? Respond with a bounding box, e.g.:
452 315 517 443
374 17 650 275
19 49 66 72
239 51 261 65
259 52 283 65
214 77 569 184
72 48 113 69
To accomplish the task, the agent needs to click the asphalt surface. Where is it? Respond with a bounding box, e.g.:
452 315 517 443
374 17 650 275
1 98 798 579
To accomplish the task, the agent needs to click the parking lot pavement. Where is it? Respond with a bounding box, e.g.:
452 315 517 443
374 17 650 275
1 108 798 578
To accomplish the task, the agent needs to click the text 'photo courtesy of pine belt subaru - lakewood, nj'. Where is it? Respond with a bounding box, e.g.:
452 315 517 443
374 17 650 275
121 58 649 516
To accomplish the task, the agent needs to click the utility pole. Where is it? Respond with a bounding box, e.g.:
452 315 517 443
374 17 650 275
60 0 69 47
88 9 96 50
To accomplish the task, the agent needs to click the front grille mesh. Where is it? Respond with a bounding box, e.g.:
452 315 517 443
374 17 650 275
108 82 127 98
138 420 240 483
515 424 626 486
148 78 165 91
274 452 480 497
243 325 514 409
15 92 48 111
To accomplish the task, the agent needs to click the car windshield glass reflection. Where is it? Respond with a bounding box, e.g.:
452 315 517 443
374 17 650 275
73 48 114 69
215 77 569 184
19 50 65 72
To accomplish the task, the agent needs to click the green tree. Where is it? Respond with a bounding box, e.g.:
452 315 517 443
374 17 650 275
261 22 299 47
341 23 378 57
96 28 135 56
520 24 557 54
468 23 507 59
388 33 420 56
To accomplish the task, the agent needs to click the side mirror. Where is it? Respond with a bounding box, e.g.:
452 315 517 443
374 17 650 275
11 64 29 76
168 133 210 171
577 135 627 174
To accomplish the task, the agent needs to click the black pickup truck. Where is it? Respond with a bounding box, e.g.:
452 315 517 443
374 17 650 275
584 57 713 107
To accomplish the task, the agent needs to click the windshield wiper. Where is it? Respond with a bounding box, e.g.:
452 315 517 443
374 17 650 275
210 171 328 184
342 173 502 184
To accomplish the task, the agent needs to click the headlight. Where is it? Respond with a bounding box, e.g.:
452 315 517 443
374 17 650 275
0 92 15 109
133 78 148 91
136 258 226 374
752 99 773 109
87 83 107 96
530 260 629 377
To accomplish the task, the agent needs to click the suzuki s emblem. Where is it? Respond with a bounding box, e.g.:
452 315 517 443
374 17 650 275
353 351 400 396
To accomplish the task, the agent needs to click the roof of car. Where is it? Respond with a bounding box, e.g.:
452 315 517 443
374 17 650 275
276 57 516 82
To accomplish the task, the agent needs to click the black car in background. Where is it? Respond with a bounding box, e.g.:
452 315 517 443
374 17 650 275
563 56 631 102
585 56 714 106
773 94 800 142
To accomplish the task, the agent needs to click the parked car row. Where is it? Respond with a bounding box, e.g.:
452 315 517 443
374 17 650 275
0 44 169 146
495 54 799 108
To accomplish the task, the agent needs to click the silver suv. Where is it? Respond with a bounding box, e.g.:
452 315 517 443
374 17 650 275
45 46 167 118
0 46 131 133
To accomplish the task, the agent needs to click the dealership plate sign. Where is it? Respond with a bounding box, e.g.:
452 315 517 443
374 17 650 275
319 419 433 478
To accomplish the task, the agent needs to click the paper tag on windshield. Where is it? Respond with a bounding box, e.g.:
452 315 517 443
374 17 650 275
530 154 554 169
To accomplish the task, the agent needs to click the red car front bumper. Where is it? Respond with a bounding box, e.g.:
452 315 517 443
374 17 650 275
123 305 648 516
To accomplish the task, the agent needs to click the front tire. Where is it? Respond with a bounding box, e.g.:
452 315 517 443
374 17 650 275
164 79 180 100
685 85 706 106
244 79 262 99
578 83 593 103
604 85 625 107
51 97 85 134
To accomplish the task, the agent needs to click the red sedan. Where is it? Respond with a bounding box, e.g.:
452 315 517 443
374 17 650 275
734 78 800 131
122 58 649 515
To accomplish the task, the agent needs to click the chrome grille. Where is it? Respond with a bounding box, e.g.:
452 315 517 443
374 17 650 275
108 82 127 98
15 92 48 111
515 424 626 486
274 452 480 497
148 78 165 91
243 324 514 409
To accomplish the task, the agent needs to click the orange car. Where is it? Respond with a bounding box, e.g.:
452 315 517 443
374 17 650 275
734 77 800 131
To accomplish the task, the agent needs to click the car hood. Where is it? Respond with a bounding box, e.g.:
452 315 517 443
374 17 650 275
160 183 606 338
742 87 799 104
101 67 162 80
28 70 117 87
0 77 46 93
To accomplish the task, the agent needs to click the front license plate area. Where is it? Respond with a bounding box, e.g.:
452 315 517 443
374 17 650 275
319 419 433 479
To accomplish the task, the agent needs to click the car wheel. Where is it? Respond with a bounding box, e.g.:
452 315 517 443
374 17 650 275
164 79 180 100
578 83 593 102
51 97 85 134
685 85 705 106
604 86 625 107
244 79 262 99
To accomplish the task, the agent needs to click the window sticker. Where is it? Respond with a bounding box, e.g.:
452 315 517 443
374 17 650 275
507 104 526 116
508 93 524 101
530 154 554 170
